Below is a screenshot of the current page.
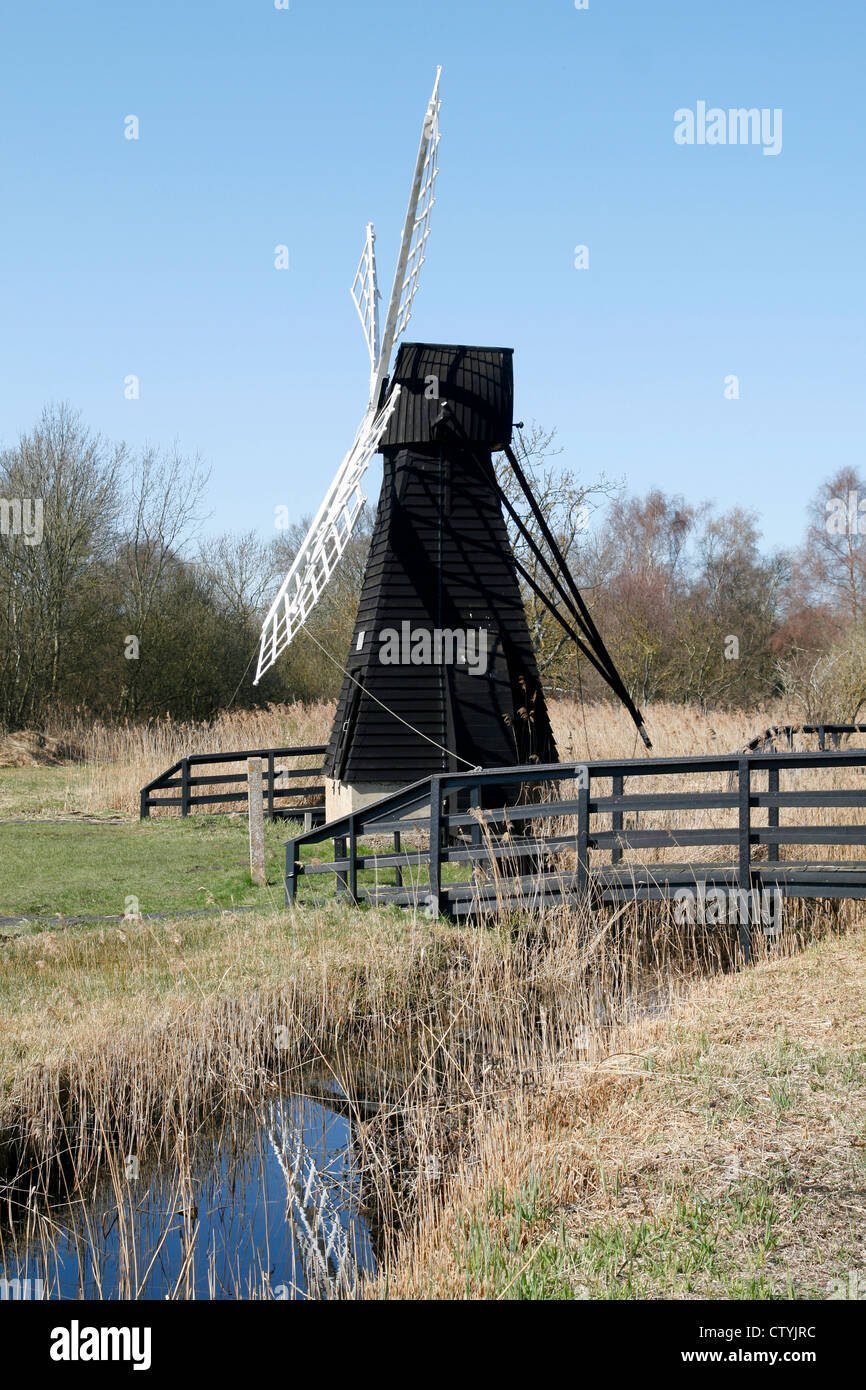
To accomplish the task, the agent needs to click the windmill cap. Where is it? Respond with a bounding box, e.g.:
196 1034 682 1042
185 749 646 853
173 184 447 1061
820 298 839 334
382 342 514 449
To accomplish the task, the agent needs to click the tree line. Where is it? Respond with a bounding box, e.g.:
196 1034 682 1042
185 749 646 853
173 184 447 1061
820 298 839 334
1 404 863 730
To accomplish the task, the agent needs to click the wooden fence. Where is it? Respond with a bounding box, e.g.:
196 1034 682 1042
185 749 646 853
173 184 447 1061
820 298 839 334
140 745 327 822
283 750 866 957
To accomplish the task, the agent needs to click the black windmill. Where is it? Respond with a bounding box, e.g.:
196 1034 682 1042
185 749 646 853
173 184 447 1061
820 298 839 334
255 70 650 818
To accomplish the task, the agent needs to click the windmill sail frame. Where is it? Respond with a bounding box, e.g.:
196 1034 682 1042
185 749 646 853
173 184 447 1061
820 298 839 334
351 222 380 402
255 68 442 686
254 391 399 684
371 66 441 408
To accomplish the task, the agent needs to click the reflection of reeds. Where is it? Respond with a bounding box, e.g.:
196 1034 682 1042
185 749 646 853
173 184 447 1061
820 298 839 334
1 1088 370 1300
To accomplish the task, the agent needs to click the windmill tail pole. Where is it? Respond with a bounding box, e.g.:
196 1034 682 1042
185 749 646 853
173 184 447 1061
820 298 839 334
501 440 652 751
635 719 653 751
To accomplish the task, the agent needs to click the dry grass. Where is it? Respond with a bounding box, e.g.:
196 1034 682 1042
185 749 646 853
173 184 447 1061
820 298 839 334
551 697 866 876
19 696 775 821
550 697 768 762
379 915 866 1299
35 701 334 817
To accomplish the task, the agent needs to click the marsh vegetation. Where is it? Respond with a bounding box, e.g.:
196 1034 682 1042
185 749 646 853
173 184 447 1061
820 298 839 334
0 700 863 1299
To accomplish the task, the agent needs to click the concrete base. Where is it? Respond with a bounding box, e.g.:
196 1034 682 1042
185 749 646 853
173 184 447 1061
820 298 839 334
325 778 408 822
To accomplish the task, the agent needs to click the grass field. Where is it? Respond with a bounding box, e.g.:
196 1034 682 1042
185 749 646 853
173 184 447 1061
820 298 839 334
0 810 471 923
0 765 97 819
0 815 296 920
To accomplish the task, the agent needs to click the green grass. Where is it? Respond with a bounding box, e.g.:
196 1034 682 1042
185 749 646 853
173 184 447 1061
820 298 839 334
0 765 95 818
0 816 301 919
0 813 461 921
454 1170 813 1299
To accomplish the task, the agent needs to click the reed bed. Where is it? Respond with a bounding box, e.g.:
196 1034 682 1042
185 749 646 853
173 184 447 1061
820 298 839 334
18 695 794 820
552 697 766 762
23 697 771 820
0 880 856 1297
36 701 334 817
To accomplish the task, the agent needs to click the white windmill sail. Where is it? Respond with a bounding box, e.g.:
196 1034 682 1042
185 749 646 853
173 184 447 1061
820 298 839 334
351 222 380 404
255 67 442 686
254 394 399 682
371 64 441 409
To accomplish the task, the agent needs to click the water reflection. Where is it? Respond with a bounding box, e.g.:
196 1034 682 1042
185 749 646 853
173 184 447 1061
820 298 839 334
0 1092 374 1300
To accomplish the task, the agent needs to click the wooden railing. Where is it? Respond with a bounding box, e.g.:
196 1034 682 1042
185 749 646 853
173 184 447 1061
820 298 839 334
283 750 866 956
139 745 327 822
744 723 866 752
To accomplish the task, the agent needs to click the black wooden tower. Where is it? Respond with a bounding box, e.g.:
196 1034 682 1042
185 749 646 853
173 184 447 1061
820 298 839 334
324 344 552 811
323 343 649 815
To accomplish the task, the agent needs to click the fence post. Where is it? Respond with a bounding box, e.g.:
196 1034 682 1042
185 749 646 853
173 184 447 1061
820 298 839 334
429 776 443 916
285 839 298 906
818 725 826 751
347 814 358 902
180 759 190 818
266 752 275 820
247 758 266 887
140 788 150 820
611 773 623 866
738 758 752 964
767 764 779 865
394 830 403 889
576 769 590 897
334 835 348 896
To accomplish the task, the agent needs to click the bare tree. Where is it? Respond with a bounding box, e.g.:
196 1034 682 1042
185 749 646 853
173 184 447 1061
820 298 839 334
0 404 124 725
799 466 866 624
197 530 274 623
116 444 210 714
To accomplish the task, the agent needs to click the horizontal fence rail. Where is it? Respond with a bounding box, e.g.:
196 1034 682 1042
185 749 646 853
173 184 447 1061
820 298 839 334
140 745 327 822
283 750 866 956
744 723 866 753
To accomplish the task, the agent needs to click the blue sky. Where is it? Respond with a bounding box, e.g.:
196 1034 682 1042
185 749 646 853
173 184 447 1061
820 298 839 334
1 0 863 553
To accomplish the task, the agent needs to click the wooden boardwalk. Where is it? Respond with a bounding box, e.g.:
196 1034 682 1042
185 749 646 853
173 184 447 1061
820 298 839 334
284 748 866 956
359 859 866 916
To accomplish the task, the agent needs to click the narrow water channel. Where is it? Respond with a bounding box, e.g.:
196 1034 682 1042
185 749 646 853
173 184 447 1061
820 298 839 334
1 1090 375 1300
